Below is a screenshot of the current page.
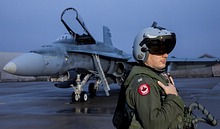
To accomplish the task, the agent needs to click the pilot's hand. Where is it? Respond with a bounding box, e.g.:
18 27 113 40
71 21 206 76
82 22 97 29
157 81 178 96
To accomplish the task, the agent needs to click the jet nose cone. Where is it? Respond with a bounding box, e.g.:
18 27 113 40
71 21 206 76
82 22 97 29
3 53 45 76
3 62 17 74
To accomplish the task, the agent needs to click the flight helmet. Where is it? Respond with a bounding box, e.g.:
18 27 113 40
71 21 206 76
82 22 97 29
132 22 176 63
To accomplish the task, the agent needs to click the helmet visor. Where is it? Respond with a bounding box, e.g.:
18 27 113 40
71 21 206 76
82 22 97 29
140 34 176 55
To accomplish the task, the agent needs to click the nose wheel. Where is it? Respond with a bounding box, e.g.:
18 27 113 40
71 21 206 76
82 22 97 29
72 91 88 102
71 74 91 102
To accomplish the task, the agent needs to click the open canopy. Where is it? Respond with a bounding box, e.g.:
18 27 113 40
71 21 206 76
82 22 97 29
61 7 96 44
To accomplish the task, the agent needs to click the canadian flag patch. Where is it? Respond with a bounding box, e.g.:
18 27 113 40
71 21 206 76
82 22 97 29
138 84 150 96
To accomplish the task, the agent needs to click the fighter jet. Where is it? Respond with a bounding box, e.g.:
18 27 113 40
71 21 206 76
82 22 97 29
3 7 133 102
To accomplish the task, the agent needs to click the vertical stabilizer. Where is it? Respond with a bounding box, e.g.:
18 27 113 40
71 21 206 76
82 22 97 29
103 26 113 46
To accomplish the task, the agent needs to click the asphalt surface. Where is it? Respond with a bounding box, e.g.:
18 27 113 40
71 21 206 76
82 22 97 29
0 77 220 129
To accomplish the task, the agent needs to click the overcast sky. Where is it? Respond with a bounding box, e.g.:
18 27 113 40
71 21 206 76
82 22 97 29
0 0 220 58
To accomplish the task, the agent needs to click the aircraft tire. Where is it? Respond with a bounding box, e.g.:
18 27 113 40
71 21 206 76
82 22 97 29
71 92 80 102
88 83 96 96
80 91 88 102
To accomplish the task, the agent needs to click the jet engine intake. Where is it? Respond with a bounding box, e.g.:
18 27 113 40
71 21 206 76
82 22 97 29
113 62 126 78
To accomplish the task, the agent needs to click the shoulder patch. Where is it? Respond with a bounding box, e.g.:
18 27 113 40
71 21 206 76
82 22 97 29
138 83 150 96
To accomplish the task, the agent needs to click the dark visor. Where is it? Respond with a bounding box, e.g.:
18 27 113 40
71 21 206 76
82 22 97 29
140 33 176 55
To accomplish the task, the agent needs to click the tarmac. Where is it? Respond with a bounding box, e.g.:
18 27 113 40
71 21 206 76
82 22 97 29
0 77 220 129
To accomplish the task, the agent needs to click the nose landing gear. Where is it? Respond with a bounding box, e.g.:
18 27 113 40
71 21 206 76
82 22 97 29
70 74 91 102
72 91 88 102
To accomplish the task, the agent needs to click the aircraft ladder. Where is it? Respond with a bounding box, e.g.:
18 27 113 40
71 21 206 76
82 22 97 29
92 54 110 96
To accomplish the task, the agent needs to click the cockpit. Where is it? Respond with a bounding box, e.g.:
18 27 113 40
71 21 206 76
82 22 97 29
55 33 76 44
60 8 96 45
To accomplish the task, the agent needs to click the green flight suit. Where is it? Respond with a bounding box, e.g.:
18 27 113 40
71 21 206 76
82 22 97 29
125 65 184 129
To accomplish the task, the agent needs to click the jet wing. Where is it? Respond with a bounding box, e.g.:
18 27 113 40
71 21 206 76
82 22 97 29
167 57 220 62
61 8 96 44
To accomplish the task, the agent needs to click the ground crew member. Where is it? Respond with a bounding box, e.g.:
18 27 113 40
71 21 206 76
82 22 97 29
125 23 185 129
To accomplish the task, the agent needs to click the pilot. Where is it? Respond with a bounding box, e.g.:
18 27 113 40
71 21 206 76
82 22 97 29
124 23 188 129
